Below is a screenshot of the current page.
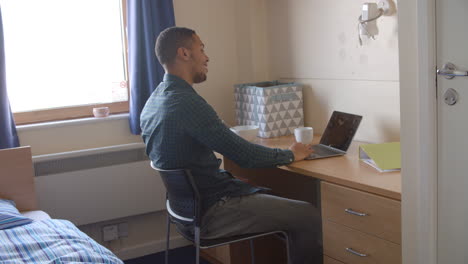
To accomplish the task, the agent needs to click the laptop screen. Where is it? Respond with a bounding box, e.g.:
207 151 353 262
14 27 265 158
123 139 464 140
319 111 363 151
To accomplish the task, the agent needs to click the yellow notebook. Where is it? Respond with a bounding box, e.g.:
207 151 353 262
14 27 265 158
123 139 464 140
359 142 401 172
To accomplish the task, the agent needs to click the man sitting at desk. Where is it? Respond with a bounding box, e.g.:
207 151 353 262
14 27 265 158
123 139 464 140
140 26 321 263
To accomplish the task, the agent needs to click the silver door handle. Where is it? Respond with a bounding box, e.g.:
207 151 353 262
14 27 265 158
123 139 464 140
437 69 468 77
437 62 468 79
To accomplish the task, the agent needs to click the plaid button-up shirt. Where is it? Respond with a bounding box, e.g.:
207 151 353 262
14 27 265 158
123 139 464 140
140 74 294 213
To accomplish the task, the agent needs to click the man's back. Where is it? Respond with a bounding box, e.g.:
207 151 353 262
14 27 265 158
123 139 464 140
141 74 213 170
140 74 263 213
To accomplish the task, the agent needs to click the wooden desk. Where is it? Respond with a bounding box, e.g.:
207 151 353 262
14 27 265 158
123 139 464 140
203 135 401 264
253 135 401 200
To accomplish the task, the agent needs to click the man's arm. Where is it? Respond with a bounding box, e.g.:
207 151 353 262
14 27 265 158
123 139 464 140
181 95 312 168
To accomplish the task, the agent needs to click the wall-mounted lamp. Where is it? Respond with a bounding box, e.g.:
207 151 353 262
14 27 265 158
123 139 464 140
358 0 395 45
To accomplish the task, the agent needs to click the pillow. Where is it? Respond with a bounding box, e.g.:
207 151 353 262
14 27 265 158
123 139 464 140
0 199 33 230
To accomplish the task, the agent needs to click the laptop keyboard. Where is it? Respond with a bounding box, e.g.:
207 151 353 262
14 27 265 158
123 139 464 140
311 145 340 156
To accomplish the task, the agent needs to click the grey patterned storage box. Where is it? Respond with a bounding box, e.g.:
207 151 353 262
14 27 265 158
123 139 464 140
234 81 304 138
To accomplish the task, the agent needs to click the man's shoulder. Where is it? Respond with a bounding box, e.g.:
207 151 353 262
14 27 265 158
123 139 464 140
181 92 207 104
149 90 209 113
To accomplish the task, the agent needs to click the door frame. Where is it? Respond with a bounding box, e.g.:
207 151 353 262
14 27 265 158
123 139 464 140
398 0 437 263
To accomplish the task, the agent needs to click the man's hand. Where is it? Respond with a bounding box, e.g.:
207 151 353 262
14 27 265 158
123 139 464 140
289 142 314 162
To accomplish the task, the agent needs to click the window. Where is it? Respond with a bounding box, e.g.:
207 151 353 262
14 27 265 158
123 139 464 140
1 0 128 124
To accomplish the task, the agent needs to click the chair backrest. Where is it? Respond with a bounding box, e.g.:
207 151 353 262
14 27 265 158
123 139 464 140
150 162 201 225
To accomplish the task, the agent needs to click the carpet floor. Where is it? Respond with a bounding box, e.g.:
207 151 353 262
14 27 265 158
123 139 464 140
124 246 212 264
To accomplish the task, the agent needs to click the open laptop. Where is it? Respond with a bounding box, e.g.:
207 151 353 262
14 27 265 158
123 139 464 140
306 111 362 160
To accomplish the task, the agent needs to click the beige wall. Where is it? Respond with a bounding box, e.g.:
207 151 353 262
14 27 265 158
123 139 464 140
265 0 400 143
173 0 237 126
173 0 271 126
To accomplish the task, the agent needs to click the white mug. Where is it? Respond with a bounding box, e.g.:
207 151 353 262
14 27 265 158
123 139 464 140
294 127 314 144
93 107 110 118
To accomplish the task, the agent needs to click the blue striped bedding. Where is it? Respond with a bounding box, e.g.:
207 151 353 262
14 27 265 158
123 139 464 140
0 219 123 264
0 199 33 230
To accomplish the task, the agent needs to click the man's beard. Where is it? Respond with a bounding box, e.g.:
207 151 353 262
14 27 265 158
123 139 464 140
193 72 207 84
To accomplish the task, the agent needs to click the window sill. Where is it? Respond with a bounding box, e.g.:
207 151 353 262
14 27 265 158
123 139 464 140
16 113 129 132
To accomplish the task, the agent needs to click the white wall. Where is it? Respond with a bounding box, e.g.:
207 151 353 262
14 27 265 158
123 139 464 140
265 0 400 143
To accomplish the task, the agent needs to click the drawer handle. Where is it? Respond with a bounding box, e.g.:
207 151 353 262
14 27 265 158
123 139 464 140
345 247 368 257
345 208 368 216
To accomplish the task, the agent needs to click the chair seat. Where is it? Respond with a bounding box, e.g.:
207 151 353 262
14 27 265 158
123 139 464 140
176 227 287 249
151 164 291 263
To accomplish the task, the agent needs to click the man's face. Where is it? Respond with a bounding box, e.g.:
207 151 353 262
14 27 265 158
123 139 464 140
189 34 209 84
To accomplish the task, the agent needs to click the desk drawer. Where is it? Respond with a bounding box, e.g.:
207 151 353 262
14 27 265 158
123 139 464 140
323 221 401 264
321 182 401 244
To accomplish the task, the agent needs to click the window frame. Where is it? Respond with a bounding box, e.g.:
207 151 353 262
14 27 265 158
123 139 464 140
12 0 130 125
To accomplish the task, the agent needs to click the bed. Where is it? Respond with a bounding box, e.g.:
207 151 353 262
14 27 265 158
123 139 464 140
0 146 123 264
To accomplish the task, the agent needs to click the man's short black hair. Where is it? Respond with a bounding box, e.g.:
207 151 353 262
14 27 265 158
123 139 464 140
155 27 196 66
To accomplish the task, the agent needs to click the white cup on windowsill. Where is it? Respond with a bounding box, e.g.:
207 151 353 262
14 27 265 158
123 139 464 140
93 107 110 118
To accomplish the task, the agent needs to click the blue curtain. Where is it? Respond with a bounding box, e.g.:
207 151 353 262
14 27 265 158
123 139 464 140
0 6 19 149
127 0 175 134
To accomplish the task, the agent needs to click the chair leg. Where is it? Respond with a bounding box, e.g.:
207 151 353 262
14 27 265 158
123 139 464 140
249 239 256 264
165 213 170 264
284 233 291 264
195 227 201 264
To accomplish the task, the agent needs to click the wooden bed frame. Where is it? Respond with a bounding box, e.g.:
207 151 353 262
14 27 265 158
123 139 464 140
0 146 37 211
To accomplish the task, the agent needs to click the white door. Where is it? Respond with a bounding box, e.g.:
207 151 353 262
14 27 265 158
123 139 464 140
437 0 468 262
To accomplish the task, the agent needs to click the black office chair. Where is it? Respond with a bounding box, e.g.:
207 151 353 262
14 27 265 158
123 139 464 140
150 162 291 264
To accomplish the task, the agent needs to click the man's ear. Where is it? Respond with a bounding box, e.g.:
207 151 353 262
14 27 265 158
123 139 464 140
177 47 190 61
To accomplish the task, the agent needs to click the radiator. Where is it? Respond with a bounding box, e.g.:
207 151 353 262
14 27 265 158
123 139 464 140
33 143 166 226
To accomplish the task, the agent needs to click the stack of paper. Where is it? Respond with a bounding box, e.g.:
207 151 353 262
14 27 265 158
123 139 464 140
359 142 401 172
